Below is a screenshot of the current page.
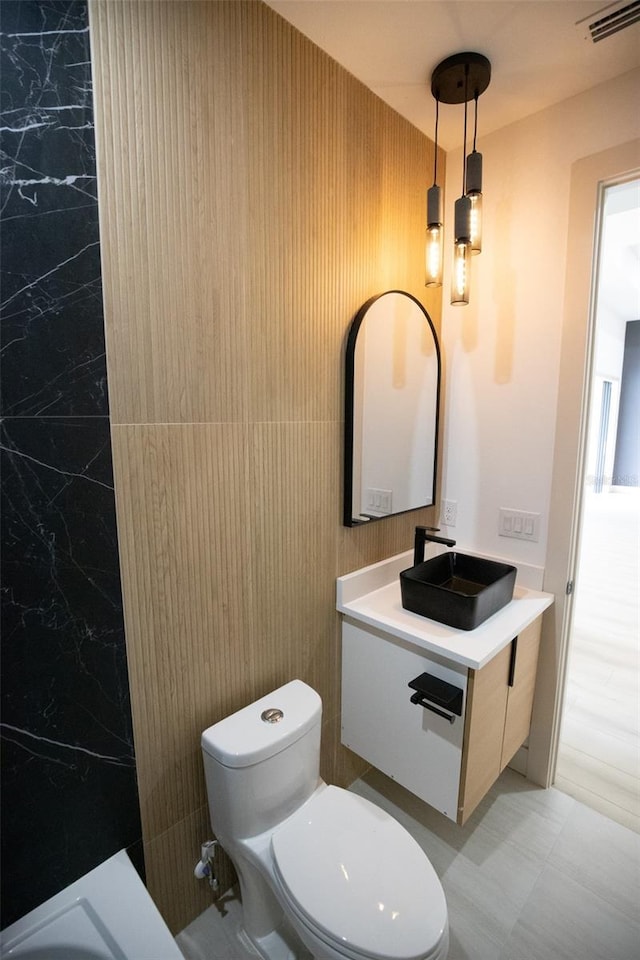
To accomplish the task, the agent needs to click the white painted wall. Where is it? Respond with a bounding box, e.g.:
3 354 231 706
438 68 640 567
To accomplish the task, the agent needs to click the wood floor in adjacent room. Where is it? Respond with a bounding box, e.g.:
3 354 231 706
555 486 640 833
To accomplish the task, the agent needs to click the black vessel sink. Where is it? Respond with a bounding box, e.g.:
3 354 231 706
400 552 517 631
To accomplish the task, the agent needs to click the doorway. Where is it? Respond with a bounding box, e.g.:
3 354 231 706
555 178 640 832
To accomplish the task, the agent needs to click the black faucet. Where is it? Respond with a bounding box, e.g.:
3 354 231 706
414 526 457 565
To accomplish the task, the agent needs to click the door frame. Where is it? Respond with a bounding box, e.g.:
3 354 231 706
526 139 640 788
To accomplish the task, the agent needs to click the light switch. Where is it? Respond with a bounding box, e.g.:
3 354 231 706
366 488 393 515
499 508 540 542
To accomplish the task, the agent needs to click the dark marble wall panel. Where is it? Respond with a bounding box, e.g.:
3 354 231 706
1 0 107 416
1 1 142 929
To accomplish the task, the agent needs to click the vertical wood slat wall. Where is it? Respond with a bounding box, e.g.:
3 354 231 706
90 0 443 932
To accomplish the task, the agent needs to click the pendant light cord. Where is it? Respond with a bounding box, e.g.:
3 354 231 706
473 93 478 152
433 97 439 186
462 65 469 194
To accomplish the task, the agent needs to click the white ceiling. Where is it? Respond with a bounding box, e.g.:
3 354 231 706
265 0 640 149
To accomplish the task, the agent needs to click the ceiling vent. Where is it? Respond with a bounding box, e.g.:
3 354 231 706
576 0 640 42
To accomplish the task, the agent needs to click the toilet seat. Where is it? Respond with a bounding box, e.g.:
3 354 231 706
271 786 448 960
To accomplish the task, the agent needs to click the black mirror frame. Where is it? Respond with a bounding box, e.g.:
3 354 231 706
343 290 441 527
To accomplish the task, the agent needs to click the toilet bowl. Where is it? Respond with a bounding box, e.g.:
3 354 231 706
201 680 449 960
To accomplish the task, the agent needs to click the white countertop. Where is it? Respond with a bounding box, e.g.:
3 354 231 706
337 549 554 669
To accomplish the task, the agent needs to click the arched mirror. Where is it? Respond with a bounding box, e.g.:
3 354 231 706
344 291 441 526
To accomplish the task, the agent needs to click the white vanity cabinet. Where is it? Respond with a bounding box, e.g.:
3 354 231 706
342 621 467 821
337 551 553 826
342 614 543 824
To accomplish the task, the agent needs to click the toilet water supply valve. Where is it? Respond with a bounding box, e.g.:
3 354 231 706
194 840 219 891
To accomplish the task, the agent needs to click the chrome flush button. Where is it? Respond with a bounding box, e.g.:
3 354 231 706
261 708 284 723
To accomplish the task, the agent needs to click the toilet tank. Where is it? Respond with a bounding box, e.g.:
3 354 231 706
201 680 322 840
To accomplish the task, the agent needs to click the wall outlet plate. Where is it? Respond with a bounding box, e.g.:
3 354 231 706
442 499 457 526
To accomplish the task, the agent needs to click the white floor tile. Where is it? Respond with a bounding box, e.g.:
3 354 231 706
176 894 257 960
547 801 640 923
498 864 640 960
463 769 576 861
177 768 640 960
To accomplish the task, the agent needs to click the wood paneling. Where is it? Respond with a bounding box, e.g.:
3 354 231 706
248 422 341 707
111 423 255 841
90 0 442 931
91 0 250 425
143 804 234 935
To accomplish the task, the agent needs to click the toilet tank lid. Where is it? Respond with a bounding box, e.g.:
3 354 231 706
201 680 322 768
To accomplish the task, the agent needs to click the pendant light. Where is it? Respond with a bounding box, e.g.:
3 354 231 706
452 198 472 305
425 99 444 287
466 94 483 254
428 53 491 305
452 70 472 306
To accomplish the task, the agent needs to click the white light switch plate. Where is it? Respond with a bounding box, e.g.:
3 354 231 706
366 487 392 515
499 507 540 542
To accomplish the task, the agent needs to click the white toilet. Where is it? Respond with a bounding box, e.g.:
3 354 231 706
201 679 449 960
